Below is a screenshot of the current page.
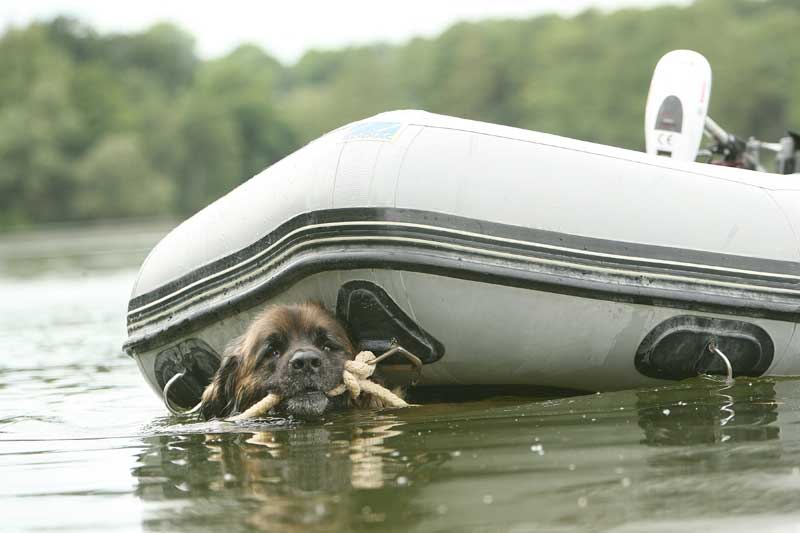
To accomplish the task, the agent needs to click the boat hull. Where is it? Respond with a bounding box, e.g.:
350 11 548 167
125 110 800 409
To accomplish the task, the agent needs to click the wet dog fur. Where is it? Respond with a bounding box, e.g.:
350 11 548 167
200 302 384 420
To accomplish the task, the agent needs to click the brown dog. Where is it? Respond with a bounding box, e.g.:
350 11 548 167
200 302 367 420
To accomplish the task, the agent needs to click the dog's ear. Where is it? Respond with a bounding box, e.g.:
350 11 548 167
199 341 242 420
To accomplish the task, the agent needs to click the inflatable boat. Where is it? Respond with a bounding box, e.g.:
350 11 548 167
124 109 800 411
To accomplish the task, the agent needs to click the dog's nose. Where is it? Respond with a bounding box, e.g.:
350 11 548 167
289 350 322 374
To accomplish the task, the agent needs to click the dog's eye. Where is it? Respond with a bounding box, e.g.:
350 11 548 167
314 328 340 353
258 343 280 362
321 341 338 352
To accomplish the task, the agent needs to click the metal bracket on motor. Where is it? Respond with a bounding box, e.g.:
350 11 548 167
704 116 799 173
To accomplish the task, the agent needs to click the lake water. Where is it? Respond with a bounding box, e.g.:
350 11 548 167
3 225 800 532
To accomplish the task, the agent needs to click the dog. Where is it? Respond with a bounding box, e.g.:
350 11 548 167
200 302 378 420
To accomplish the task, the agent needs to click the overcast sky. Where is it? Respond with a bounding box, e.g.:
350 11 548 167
0 0 691 64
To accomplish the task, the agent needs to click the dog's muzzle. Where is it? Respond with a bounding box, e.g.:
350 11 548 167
280 350 332 418
282 391 329 419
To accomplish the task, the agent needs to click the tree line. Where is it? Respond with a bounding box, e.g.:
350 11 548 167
1 0 798 229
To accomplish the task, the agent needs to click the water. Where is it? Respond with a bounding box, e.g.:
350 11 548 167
3 226 800 533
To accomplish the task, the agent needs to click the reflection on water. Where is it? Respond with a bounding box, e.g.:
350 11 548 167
4 224 800 532
125 383 800 532
133 417 445 531
637 379 780 447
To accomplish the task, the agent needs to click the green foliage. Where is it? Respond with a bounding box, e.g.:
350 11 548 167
1 0 799 228
73 134 173 218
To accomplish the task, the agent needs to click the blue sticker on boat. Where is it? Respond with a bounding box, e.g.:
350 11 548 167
344 122 402 142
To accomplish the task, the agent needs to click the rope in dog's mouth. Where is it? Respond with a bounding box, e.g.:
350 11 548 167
225 349 418 422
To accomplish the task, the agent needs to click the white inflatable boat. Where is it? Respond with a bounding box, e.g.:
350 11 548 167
125 109 800 411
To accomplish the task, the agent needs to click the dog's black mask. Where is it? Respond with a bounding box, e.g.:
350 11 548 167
199 303 354 420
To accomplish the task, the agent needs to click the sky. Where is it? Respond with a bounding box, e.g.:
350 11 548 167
0 0 692 64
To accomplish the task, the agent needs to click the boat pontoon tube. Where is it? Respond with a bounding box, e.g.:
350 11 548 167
124 110 800 409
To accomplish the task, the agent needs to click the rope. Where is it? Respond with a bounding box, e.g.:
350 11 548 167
227 351 409 421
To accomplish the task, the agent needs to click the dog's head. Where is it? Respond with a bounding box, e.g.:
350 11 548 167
200 302 355 420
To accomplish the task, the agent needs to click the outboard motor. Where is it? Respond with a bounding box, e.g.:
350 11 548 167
646 49 799 174
645 50 711 162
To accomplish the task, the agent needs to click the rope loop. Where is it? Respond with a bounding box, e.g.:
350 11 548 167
226 349 413 421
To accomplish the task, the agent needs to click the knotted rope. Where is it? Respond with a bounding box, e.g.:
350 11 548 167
227 351 410 422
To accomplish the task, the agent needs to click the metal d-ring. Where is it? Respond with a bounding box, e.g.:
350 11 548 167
367 345 424 385
162 371 202 416
707 342 734 382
